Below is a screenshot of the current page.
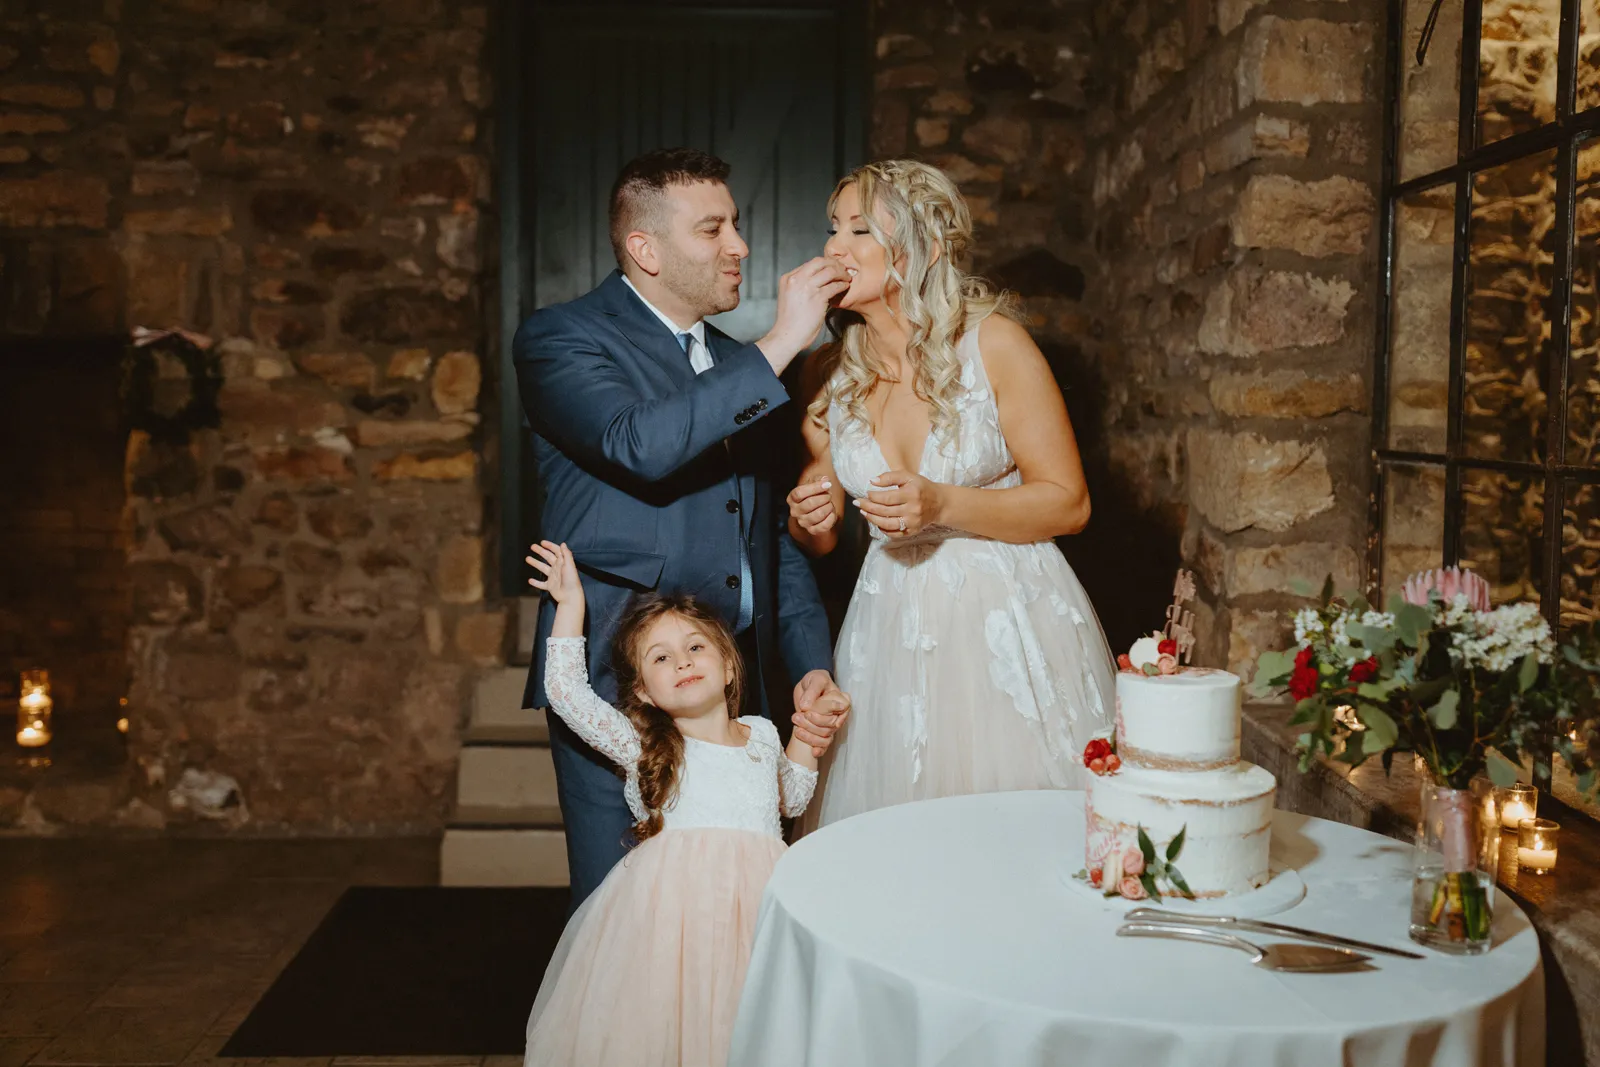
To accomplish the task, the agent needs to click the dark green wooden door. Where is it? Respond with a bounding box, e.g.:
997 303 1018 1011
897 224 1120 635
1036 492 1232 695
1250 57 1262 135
497 2 865 595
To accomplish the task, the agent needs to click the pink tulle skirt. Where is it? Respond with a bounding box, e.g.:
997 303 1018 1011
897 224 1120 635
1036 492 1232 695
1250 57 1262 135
524 826 787 1067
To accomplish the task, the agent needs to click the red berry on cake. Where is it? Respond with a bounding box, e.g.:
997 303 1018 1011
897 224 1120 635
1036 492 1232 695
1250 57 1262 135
1104 753 1121 773
1088 867 1103 888
1158 638 1177 656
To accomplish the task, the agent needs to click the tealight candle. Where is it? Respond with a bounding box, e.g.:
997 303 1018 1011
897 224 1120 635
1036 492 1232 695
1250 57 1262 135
15 669 52 767
1517 819 1559 874
1498 783 1537 832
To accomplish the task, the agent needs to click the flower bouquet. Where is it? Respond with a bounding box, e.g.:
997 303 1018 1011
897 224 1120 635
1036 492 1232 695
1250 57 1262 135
1253 567 1600 953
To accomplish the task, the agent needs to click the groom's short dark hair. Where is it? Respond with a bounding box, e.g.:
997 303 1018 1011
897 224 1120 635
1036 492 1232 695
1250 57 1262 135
609 148 732 269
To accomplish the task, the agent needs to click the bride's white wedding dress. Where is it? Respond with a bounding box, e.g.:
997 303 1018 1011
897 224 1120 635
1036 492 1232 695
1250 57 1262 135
801 320 1116 831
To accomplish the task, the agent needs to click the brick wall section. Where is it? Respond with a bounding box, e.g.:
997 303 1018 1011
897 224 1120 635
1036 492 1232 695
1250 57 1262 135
1085 0 1385 675
0 0 496 832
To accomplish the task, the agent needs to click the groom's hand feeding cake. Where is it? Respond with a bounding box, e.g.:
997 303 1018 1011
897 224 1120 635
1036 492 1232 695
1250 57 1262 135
1079 572 1277 900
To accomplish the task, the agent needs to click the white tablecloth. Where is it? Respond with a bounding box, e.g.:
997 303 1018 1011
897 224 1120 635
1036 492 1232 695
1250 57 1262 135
730 790 1543 1067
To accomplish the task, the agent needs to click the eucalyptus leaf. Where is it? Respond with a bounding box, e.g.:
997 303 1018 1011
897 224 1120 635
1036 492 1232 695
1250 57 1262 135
1288 578 1318 597
1395 603 1433 647
1349 624 1398 654
1486 749 1520 788
1387 592 1406 616
1518 653 1540 694
1320 574 1335 606
1428 689 1460 730
1358 706 1400 750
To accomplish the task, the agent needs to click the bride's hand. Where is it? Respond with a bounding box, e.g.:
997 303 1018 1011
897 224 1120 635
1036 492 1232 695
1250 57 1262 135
787 477 838 535
855 470 944 538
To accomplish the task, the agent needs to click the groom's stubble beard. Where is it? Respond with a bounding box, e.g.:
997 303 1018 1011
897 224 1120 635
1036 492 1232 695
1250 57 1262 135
655 238 741 319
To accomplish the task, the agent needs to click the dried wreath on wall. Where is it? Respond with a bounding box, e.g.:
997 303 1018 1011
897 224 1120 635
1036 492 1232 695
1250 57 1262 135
121 327 222 445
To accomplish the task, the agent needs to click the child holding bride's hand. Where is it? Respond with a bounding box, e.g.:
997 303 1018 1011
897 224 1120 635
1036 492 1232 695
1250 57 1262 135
522 541 837 1067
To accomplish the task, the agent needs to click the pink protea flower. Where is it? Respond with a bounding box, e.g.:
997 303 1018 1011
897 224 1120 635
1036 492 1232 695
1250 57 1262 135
1403 567 1491 612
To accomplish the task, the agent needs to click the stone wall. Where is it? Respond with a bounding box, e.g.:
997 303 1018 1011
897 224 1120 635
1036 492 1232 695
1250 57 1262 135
1084 0 1384 675
0 0 496 833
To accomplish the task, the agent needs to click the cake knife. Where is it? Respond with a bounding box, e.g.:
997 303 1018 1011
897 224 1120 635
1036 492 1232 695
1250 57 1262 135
1123 908 1426 959
1116 923 1371 972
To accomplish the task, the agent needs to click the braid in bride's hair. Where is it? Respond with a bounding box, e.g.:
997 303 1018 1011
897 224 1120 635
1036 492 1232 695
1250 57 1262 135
612 594 745 843
806 160 1015 440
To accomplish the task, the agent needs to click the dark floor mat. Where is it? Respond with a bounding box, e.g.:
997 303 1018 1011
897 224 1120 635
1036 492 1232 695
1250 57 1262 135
220 885 568 1057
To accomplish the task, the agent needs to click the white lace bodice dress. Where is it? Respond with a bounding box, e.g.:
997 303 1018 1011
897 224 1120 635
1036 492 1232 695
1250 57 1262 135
800 322 1116 832
526 638 816 1067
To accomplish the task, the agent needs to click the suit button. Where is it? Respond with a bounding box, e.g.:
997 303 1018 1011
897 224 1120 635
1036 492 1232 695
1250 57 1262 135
726 574 741 590
734 413 747 425
726 499 739 513
756 399 768 411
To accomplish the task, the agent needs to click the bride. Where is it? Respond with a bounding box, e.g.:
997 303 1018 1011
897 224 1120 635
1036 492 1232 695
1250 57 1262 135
790 160 1115 831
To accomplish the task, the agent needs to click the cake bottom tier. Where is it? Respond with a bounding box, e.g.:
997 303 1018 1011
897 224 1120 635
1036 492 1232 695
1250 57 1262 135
1085 764 1276 898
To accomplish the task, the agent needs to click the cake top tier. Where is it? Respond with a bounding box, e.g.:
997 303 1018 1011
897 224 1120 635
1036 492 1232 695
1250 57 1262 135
1115 668 1242 771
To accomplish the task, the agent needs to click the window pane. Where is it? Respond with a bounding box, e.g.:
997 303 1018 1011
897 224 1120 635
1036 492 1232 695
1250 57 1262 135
1461 467 1546 605
1478 0 1560 146
1390 184 1457 452
1561 480 1600 627
1464 150 1557 463
1382 463 1448 600
1569 137 1600 464
1400 0 1463 180
1580 0 1600 110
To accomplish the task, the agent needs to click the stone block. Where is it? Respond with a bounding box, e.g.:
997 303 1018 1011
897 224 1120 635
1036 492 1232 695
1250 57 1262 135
876 63 939 91
293 351 377 390
130 561 203 625
1233 175 1375 258
250 188 362 236
0 174 108 228
254 491 298 532
123 206 234 237
217 565 283 611
931 154 1004 186
871 94 909 158
252 279 329 306
1209 370 1367 418
1239 17 1372 107
1228 542 1361 598
1198 269 1354 356
437 534 484 604
1227 608 1289 683
431 350 480 415
132 161 200 197
340 287 477 344
312 246 388 274
456 609 506 666
0 84 86 108
355 419 473 447
387 348 432 380
1204 114 1311 175
914 117 950 147
249 307 324 350
0 113 71 134
163 634 242 700
158 506 250 557
373 451 476 482
1187 429 1335 533
436 211 479 271
254 446 354 484
961 116 1032 165
306 498 374 542
219 382 347 440
397 155 479 206
925 90 973 115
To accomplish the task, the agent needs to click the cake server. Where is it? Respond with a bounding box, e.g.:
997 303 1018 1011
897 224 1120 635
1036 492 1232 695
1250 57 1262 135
1117 922 1371 972
1123 908 1425 960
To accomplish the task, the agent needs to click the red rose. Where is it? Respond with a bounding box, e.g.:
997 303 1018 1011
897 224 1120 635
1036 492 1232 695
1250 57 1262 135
1349 657 1379 684
1158 638 1177 656
1083 738 1112 767
1288 664 1319 701
1295 645 1315 669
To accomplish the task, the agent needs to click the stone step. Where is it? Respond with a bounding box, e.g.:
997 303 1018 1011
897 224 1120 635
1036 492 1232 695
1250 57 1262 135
452 800 564 828
440 827 570 887
470 666 547 741
455 742 560 815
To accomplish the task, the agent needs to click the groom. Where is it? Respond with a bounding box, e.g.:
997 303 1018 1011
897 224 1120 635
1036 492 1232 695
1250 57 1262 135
513 148 854 907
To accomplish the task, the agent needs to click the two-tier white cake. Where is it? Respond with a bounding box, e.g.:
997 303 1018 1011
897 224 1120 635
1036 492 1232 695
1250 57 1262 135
1084 668 1276 898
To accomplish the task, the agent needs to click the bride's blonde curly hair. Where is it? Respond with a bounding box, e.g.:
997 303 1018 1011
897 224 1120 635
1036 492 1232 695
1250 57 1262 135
806 159 1015 439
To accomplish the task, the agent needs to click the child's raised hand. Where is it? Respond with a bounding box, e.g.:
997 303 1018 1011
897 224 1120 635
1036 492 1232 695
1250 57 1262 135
526 541 583 605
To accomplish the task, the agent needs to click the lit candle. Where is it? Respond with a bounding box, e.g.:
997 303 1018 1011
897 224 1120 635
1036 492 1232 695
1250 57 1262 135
1517 819 1559 874
1498 783 1537 832
15 669 53 751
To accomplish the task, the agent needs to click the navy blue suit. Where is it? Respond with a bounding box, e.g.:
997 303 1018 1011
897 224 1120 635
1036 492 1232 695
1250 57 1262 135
513 271 834 909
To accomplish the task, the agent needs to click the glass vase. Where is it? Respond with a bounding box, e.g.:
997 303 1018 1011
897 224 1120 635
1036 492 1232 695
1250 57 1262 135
1409 782 1497 954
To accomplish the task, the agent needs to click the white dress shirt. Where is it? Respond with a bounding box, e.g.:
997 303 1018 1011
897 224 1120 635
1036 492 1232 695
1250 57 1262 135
622 275 712 374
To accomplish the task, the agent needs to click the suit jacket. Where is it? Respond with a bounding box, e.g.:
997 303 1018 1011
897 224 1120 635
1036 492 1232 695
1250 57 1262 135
513 270 834 720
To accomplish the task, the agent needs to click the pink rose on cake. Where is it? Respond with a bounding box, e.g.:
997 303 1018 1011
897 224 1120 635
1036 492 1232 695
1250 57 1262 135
1155 653 1179 675
1122 847 1145 877
1118 877 1147 900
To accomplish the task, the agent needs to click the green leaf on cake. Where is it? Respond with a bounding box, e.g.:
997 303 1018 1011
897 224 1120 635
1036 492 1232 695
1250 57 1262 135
1140 872 1162 902
1166 825 1187 862
1428 688 1459 730
1167 866 1196 900
1137 826 1157 866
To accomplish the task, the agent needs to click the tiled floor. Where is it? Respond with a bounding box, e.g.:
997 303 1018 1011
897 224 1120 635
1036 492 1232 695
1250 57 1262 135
0 837 520 1067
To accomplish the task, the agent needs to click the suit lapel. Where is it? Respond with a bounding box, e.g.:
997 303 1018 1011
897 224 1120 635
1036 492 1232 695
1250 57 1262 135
597 272 695 386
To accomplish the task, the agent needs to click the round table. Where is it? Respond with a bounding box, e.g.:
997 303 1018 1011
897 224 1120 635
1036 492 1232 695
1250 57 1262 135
729 791 1543 1067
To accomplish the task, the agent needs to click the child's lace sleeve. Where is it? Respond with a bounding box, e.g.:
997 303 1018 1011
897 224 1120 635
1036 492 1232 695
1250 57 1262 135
544 637 640 768
778 755 818 817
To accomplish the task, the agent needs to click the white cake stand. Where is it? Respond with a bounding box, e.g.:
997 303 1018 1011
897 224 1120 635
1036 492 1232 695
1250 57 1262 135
1061 861 1307 918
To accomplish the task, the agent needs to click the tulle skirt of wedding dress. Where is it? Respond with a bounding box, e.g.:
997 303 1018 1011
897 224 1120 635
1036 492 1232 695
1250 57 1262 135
524 826 787 1067
802 533 1115 832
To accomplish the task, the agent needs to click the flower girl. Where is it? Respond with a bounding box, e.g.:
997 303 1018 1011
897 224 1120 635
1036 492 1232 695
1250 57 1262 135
522 541 836 1067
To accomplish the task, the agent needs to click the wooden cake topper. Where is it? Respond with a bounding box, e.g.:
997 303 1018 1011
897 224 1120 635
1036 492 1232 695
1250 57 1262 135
1164 569 1197 665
